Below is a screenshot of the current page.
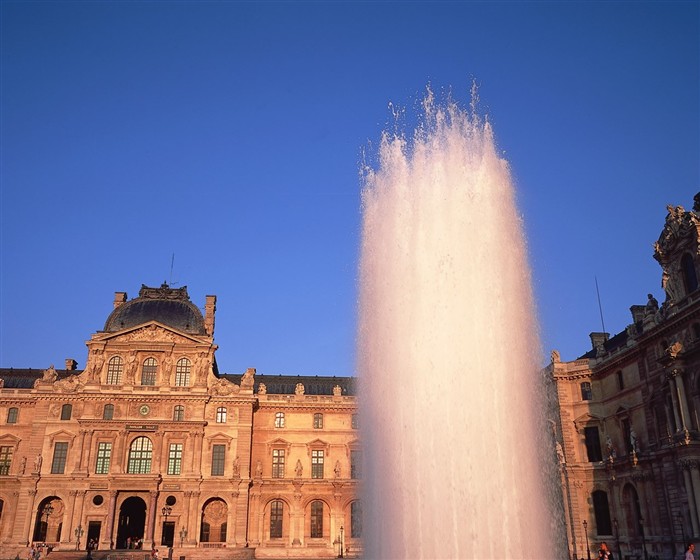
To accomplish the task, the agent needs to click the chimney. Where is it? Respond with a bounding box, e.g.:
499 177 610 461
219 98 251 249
113 292 127 309
65 358 78 371
589 332 610 352
205 295 217 336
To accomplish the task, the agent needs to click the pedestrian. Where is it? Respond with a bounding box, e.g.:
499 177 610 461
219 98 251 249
686 543 695 560
598 541 613 560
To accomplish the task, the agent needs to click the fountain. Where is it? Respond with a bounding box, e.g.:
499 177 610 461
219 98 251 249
358 88 562 559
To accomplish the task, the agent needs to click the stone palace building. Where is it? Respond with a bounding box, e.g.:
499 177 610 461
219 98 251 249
0 284 361 559
548 195 700 560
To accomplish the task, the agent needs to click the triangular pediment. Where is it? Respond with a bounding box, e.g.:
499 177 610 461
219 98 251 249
93 321 206 345
573 413 601 431
266 437 292 453
205 432 234 449
47 429 76 446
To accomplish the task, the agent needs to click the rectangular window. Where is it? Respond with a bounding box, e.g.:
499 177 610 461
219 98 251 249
0 446 13 475
61 404 72 420
7 407 18 424
275 412 285 428
272 449 285 478
584 426 603 463
350 450 361 479
351 413 358 430
51 442 69 474
95 442 112 474
313 413 323 429
580 382 592 401
211 444 225 476
310 501 323 538
311 450 324 479
216 407 227 423
167 443 183 475
103 404 114 420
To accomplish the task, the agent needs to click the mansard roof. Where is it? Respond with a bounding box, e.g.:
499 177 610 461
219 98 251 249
221 373 356 396
103 283 206 335
0 368 79 389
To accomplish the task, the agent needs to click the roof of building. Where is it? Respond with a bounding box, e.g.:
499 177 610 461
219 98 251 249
221 373 357 396
0 368 78 389
103 283 206 335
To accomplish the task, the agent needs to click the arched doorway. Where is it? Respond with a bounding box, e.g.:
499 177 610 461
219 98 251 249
200 498 228 543
116 496 147 549
33 497 64 543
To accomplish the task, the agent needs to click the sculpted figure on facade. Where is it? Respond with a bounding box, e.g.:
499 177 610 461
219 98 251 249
333 385 342 397
334 460 341 478
20 456 26 475
257 382 267 395
55 374 84 392
232 456 240 478
34 365 58 387
240 367 255 390
295 383 305 396
209 377 240 396
34 453 42 473
255 460 263 478
666 341 683 359
125 352 138 383
295 459 303 477
550 350 561 363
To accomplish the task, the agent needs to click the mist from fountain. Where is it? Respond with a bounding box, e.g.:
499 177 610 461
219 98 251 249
358 88 562 559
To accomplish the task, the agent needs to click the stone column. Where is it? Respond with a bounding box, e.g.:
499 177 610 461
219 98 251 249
675 371 692 431
23 489 37 545
114 430 127 474
67 490 79 543
147 491 158 546
82 431 94 473
188 491 200 545
103 490 118 549
73 430 87 474
669 377 683 432
228 489 240 546
683 466 700 536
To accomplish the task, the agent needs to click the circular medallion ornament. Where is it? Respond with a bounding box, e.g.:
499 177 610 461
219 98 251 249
139 404 150 416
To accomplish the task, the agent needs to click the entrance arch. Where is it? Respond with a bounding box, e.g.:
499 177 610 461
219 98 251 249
200 498 228 543
33 497 64 543
116 496 147 549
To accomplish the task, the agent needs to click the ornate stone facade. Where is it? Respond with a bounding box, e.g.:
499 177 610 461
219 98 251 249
548 196 700 560
0 284 360 559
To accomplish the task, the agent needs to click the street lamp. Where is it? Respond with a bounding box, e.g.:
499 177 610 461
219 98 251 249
43 503 54 544
613 518 620 560
583 520 591 560
340 525 344 558
640 516 648 560
74 525 84 551
179 527 187 547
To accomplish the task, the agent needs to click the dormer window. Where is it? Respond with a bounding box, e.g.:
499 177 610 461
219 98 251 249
141 357 157 386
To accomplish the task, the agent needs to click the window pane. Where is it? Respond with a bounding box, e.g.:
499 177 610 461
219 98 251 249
127 437 152 474
7 407 18 423
581 382 592 401
95 442 112 474
107 356 123 385
0 446 13 475
168 443 183 475
216 407 227 423
275 412 285 428
351 450 361 479
270 500 283 538
351 501 362 538
51 442 68 474
593 490 613 535
61 404 72 420
173 406 184 421
584 426 603 462
212 445 225 476
351 414 358 430
311 450 324 479
141 357 157 386
175 358 191 387
103 404 114 420
310 501 323 538
313 413 323 429
272 449 285 478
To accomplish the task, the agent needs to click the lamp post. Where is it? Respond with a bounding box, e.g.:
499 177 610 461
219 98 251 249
43 503 54 544
340 525 344 558
161 506 172 547
583 520 591 560
179 528 187 548
613 518 620 560
640 516 648 560
74 525 84 551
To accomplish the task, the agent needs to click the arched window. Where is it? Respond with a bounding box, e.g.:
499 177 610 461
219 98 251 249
6 407 18 424
216 407 227 423
127 437 152 474
274 412 285 428
270 500 283 538
173 405 185 421
592 490 612 535
175 358 191 387
682 253 699 295
107 356 123 385
580 382 592 401
141 357 157 386
103 404 114 420
60 404 72 420
351 501 362 538
310 500 323 538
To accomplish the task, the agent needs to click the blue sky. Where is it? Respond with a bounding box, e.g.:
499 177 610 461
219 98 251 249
1 1 698 375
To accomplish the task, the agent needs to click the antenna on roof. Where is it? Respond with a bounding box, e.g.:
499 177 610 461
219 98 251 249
595 276 607 333
169 253 175 287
